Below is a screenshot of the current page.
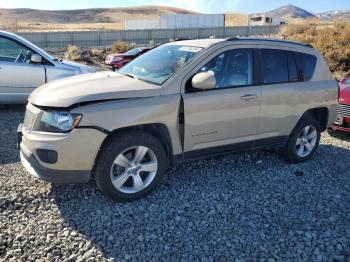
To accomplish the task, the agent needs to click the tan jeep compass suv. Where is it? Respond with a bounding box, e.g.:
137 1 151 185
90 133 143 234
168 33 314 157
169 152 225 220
18 38 338 201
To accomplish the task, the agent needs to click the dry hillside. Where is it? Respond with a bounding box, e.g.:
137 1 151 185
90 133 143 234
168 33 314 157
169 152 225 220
0 6 197 32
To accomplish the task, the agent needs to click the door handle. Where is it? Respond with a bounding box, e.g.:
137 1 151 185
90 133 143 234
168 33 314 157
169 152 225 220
240 94 257 101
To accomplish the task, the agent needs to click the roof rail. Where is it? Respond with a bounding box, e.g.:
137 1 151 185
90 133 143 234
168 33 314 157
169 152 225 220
172 37 191 42
225 37 313 48
226 37 240 41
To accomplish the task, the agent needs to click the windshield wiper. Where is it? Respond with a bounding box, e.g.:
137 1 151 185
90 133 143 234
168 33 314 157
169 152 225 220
123 73 139 80
121 72 160 86
137 77 160 86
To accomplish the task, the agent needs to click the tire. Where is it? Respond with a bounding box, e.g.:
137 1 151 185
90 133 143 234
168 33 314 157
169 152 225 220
281 116 321 163
94 131 167 202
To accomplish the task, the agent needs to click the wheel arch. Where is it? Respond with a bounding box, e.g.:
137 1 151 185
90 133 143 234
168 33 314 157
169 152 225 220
93 123 174 171
301 107 329 131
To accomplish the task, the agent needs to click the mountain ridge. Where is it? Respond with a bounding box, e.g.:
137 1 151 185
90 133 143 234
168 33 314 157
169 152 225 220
0 4 349 32
256 4 350 21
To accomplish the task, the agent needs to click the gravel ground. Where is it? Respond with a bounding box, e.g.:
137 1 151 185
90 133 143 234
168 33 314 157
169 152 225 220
1 105 350 261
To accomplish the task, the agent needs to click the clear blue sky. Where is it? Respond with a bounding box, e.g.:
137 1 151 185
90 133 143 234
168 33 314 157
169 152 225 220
0 0 349 14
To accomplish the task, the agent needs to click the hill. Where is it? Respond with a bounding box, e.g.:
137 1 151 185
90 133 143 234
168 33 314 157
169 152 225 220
316 10 350 21
1 5 349 32
252 4 315 20
0 6 197 31
256 4 350 22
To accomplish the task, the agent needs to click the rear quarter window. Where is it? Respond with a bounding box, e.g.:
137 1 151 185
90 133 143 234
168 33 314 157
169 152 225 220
297 52 317 81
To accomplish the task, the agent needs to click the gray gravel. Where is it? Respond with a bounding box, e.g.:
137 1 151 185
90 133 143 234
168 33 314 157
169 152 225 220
1 105 350 261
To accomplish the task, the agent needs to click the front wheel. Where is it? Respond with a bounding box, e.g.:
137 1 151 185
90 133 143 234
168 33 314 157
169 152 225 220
282 116 321 163
94 132 167 201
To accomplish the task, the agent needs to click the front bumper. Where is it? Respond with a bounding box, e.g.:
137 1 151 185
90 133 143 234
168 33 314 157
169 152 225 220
105 62 123 71
20 143 90 184
330 115 350 133
330 124 350 133
18 124 107 184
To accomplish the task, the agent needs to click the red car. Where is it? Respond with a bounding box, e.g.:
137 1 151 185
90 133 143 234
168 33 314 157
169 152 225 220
105 47 151 71
331 76 350 132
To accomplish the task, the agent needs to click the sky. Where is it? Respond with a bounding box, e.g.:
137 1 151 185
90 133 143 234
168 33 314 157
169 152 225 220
0 0 349 14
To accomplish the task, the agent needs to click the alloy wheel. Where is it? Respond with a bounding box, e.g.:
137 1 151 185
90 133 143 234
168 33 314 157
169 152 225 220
110 146 158 194
295 125 317 158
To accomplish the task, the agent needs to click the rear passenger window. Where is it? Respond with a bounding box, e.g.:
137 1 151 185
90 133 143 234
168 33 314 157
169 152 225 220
298 53 317 81
262 49 288 84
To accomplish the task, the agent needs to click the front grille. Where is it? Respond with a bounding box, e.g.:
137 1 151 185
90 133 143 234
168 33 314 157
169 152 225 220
23 106 39 132
338 104 350 117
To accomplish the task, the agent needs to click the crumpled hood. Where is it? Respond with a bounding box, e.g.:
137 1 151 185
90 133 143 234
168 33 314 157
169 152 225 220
29 71 162 108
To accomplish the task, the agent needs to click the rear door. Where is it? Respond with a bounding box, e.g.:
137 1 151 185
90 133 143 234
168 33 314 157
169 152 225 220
0 36 45 103
182 48 261 157
256 48 305 142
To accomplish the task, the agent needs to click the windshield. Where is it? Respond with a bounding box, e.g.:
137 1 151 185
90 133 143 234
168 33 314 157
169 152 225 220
119 45 203 85
125 48 142 56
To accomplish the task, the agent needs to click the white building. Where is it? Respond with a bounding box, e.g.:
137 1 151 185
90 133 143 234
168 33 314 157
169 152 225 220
124 19 160 30
159 14 224 29
124 14 225 30
248 14 286 26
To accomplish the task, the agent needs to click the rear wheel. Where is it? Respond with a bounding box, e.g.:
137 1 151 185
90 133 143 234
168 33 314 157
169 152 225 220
94 132 167 201
282 116 321 163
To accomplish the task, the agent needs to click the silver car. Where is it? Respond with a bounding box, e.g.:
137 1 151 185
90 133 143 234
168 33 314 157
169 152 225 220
0 31 96 104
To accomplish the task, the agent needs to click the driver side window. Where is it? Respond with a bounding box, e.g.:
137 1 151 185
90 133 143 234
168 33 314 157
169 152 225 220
0 36 33 64
199 48 253 89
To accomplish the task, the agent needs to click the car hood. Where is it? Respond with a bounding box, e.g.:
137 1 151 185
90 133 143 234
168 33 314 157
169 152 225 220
29 71 162 108
339 84 350 104
106 54 133 60
60 60 96 73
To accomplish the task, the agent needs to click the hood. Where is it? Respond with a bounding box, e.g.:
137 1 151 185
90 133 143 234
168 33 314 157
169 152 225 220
339 84 350 104
60 60 96 73
110 53 129 57
29 71 162 108
106 54 133 61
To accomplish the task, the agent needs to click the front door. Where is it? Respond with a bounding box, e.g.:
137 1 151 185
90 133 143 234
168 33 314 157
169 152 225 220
0 36 45 102
183 48 260 157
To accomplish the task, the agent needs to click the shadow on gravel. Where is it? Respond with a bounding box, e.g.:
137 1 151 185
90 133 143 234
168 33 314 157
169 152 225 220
0 105 25 165
52 144 350 260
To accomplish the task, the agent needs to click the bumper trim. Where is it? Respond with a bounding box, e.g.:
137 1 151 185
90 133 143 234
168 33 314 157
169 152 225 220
330 124 350 133
20 144 91 184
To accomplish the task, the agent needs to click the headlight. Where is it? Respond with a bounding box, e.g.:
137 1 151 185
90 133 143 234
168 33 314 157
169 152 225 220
37 111 82 133
111 57 122 62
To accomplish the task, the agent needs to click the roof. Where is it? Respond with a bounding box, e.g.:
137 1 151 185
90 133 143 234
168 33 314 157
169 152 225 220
165 38 225 48
227 37 313 48
166 37 312 49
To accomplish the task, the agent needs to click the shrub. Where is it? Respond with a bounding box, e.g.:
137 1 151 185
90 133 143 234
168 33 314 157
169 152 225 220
281 21 350 77
90 48 103 57
111 40 131 53
64 44 83 61
90 48 106 62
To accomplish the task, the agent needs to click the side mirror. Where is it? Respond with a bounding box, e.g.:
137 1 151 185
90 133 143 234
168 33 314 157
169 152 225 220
192 71 216 90
31 54 42 64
